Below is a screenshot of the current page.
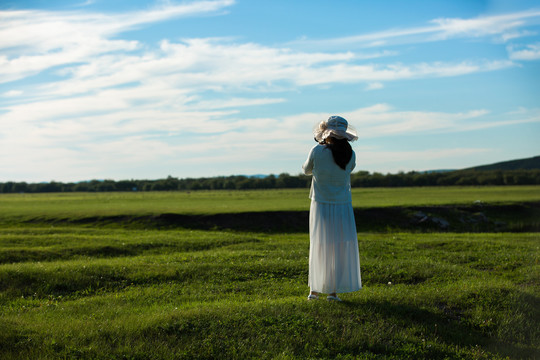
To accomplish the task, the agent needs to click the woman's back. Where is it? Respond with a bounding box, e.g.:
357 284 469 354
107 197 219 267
303 144 355 203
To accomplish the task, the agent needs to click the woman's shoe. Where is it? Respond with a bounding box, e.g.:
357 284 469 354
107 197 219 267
307 294 319 300
327 295 342 301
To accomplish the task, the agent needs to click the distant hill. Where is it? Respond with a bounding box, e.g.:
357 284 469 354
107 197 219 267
465 155 540 171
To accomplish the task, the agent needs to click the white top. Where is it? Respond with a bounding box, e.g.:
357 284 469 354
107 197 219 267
302 144 356 204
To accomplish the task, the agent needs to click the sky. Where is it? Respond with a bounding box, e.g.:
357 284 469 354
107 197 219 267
1 0 539 182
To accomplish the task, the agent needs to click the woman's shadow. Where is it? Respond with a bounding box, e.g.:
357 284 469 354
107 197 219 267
338 292 538 359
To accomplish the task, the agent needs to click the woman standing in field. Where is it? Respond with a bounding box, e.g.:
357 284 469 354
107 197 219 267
302 116 362 301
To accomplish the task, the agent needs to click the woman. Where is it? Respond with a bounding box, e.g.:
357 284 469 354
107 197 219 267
302 115 362 301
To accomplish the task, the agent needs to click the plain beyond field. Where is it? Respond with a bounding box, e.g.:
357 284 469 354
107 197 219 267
1 185 540 218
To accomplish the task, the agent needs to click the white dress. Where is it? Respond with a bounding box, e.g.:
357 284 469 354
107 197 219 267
303 144 362 294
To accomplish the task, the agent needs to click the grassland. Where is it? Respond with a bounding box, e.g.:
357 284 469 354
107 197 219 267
1 186 539 359
1 185 539 220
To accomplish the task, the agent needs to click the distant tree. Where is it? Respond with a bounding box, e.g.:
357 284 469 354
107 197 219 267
1 168 539 193
73 182 91 192
116 180 137 191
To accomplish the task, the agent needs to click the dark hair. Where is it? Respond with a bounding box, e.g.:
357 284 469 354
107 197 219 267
324 137 353 170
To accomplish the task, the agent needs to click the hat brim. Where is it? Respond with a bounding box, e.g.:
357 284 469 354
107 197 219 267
314 128 358 142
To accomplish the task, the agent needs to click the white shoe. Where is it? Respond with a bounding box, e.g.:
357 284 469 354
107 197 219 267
307 294 318 300
327 295 342 301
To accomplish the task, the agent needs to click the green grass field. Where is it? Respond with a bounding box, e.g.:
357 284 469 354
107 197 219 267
1 185 539 220
1 186 539 359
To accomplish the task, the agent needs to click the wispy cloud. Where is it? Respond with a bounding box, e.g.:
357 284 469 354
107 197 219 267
75 0 96 7
2 97 537 181
356 148 492 172
365 82 384 91
294 59 515 86
2 90 23 97
0 0 235 83
19 40 512 107
430 10 540 40
341 104 540 137
291 9 540 49
507 42 540 60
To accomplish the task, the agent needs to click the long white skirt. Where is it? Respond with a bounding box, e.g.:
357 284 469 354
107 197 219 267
309 200 362 294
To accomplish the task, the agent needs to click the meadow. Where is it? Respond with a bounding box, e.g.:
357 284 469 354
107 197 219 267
1 186 539 359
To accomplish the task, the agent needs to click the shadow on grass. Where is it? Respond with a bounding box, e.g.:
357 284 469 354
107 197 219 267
339 296 539 359
134 294 539 359
0 237 262 264
3 291 539 359
22 201 540 233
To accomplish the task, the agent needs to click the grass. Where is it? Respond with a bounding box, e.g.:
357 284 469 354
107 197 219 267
0 185 539 221
1 228 538 359
0 186 539 359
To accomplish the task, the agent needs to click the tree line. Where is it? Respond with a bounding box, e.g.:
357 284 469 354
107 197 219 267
1 169 539 193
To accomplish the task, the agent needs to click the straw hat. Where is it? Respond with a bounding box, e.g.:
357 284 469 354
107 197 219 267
314 116 358 142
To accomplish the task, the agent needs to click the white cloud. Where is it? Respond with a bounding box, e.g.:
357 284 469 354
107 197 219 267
2 90 23 97
2 3 525 89
338 104 540 138
357 148 491 167
430 11 537 39
189 97 286 110
365 82 384 91
500 30 537 42
507 43 540 60
353 147 502 173
0 3 522 97
1 102 538 182
294 59 515 86
291 9 540 49
0 1 235 83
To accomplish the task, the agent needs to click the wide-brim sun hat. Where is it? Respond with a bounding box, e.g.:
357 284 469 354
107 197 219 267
314 115 358 142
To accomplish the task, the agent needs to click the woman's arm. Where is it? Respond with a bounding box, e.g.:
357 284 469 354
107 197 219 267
302 146 316 175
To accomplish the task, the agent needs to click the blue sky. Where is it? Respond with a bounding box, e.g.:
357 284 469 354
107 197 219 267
1 0 539 182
